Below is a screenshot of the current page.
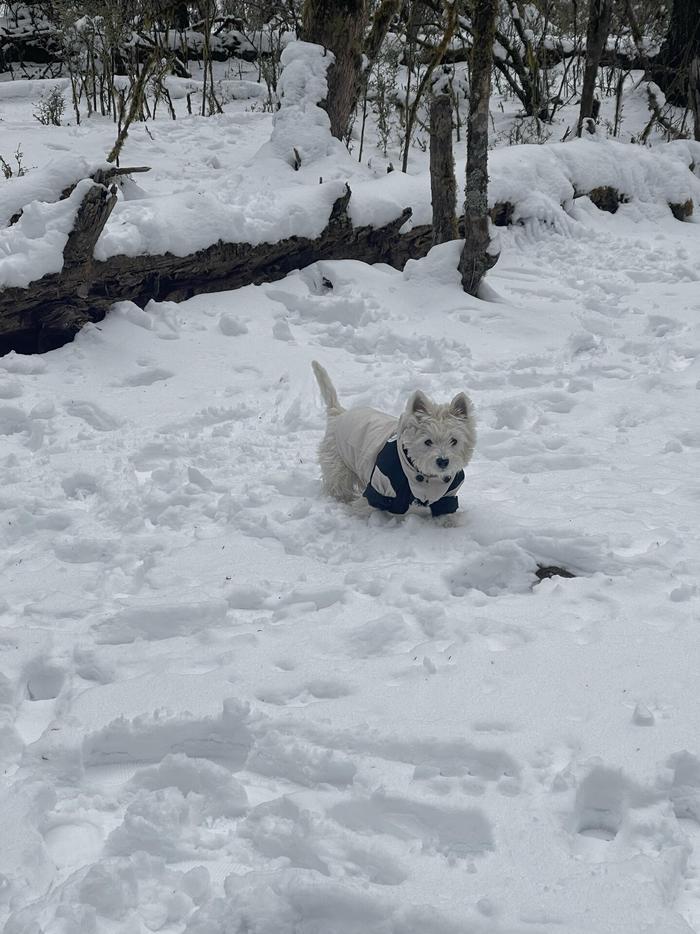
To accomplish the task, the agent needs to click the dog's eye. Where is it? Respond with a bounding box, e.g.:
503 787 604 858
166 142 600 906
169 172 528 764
450 438 458 446
424 439 433 447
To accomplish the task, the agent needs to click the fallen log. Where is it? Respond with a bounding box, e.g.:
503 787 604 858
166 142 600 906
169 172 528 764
0 183 413 355
0 166 695 356
0 21 257 70
0 180 118 354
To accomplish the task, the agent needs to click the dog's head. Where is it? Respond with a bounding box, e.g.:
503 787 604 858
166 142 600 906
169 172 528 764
398 390 476 482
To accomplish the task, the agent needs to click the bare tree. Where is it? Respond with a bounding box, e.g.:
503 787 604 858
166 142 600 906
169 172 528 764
401 0 458 172
577 0 612 135
459 0 499 297
658 0 700 106
690 57 700 141
429 93 457 245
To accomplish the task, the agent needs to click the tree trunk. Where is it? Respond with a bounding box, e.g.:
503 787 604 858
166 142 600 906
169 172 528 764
577 0 612 136
430 94 457 245
363 0 401 67
301 0 368 140
658 0 700 106
401 0 459 173
459 0 499 296
691 58 700 141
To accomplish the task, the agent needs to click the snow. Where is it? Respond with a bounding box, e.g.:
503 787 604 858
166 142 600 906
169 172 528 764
0 76 69 100
2 37 700 934
0 177 96 289
4 135 698 286
2 197 700 931
3 38 699 282
0 154 106 227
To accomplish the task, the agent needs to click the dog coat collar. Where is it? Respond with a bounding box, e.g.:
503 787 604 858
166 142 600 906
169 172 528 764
396 439 459 505
363 437 464 513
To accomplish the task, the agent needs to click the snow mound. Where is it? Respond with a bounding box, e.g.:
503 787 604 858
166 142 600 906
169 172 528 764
0 154 106 227
96 136 700 259
93 41 354 260
0 176 97 289
494 138 700 224
0 77 69 101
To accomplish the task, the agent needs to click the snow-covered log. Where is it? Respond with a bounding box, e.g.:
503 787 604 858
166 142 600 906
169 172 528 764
2 135 700 354
0 15 257 70
0 182 415 355
2 150 698 356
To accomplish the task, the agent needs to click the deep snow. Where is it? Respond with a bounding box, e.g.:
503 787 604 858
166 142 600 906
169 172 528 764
1 44 700 934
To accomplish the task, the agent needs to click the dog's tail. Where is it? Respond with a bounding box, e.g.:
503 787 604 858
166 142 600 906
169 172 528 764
312 360 344 415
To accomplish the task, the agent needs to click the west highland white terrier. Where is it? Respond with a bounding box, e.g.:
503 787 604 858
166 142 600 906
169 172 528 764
312 361 476 517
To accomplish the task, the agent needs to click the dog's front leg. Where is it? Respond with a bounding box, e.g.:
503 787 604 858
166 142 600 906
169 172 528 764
430 496 458 517
364 485 410 515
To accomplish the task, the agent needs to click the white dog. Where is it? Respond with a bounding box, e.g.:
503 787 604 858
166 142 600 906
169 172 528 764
312 361 476 517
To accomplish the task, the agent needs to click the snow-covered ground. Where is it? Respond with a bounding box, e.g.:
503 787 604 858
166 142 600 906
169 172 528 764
2 47 700 934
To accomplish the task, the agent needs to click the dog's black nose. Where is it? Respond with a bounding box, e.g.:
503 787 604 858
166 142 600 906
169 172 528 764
436 457 449 469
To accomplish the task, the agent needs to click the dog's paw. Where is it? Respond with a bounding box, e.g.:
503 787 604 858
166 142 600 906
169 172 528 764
346 497 372 519
434 512 462 528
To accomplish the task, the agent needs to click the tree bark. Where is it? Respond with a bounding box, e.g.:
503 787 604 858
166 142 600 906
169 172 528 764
459 0 499 296
658 0 700 106
301 0 368 141
62 180 118 270
577 0 612 136
363 0 401 67
691 58 700 142
429 94 457 245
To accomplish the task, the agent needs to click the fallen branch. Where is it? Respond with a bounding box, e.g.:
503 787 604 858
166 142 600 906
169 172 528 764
640 83 688 143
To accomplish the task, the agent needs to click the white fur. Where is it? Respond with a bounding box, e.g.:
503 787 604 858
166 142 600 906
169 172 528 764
311 361 476 510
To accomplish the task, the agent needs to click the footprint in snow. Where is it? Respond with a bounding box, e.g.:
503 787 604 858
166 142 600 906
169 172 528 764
330 791 494 859
64 400 122 431
0 405 31 436
238 796 406 885
573 766 626 842
42 820 103 871
61 471 99 499
568 763 687 863
80 698 253 769
13 656 69 746
120 368 174 387
218 313 248 336
246 730 356 787
92 599 229 644
25 658 66 701
668 752 700 823
256 679 355 707
0 378 23 399
53 537 119 564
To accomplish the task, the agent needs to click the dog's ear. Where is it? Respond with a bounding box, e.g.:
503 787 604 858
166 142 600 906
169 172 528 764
406 390 432 418
449 393 471 419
